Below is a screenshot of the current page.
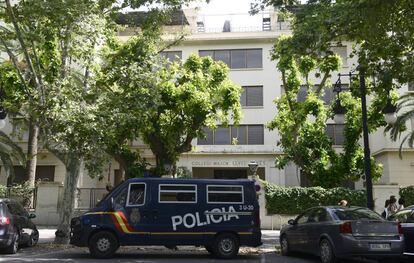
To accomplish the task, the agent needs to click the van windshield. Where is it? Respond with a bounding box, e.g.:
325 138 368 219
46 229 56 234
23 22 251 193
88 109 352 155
95 183 124 208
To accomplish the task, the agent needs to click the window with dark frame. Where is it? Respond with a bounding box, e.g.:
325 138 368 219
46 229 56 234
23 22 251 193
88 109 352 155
199 49 262 69
159 184 197 203
297 84 349 104
207 185 244 204
198 125 264 145
326 124 345 145
160 51 182 63
240 86 263 107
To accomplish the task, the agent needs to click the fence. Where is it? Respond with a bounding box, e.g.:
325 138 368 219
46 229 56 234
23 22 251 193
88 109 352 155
75 188 107 209
1 187 37 210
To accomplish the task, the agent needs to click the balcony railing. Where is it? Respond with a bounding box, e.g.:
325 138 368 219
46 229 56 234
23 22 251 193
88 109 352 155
75 188 107 209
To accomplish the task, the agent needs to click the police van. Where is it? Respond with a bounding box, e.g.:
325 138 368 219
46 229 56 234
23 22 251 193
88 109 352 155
70 178 262 259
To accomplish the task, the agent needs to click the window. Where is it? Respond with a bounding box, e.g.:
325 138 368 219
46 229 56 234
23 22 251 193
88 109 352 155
389 210 414 223
409 82 414 92
199 49 262 69
207 185 244 204
127 183 146 206
198 125 264 145
10 165 55 184
160 51 182 63
296 209 313 224
326 124 345 145
113 187 128 210
297 84 349 104
333 208 384 221
159 184 197 203
308 208 330 223
241 86 263 107
331 46 348 66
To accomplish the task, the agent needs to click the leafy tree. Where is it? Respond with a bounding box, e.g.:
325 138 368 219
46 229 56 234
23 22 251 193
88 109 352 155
253 0 413 186
388 93 414 153
99 29 242 176
268 35 387 188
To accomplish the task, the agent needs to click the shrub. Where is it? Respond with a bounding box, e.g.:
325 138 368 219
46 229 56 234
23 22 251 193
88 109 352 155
400 186 414 207
264 182 366 215
0 182 35 207
0 184 7 198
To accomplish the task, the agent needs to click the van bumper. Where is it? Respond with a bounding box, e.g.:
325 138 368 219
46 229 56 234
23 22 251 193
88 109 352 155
240 231 262 247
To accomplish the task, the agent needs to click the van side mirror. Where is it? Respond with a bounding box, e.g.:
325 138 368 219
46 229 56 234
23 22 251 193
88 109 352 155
288 219 296 225
108 197 114 211
28 213 36 219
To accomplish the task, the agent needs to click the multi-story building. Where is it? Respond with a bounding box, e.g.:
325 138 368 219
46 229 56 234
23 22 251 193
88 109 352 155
1 9 414 223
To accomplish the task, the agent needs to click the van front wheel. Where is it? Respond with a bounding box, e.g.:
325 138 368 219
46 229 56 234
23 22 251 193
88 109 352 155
212 233 239 259
89 231 119 259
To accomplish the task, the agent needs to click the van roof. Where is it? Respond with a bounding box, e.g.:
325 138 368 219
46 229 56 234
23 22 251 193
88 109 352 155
125 177 253 185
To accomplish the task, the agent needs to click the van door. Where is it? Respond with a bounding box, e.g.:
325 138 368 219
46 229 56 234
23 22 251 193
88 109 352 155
115 182 151 245
149 183 201 245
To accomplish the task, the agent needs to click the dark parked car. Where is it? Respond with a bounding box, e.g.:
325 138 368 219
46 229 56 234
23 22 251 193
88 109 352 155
388 207 414 255
0 199 38 254
280 206 404 263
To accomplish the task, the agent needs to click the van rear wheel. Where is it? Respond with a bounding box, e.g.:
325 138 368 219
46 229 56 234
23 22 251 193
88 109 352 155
212 233 239 259
89 231 119 259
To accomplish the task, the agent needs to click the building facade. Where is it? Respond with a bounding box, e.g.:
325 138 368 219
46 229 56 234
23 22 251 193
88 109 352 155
1 9 414 218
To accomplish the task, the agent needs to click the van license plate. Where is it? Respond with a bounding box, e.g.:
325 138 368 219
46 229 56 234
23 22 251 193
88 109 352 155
370 243 391 250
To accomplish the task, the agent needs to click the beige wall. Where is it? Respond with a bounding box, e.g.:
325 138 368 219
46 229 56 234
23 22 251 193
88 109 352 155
375 151 414 186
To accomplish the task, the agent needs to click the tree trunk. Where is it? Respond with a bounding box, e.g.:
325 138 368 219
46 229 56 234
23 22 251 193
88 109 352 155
25 119 39 188
54 154 83 244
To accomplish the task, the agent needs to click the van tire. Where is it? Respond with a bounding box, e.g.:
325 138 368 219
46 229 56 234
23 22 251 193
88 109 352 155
89 231 119 259
212 233 239 259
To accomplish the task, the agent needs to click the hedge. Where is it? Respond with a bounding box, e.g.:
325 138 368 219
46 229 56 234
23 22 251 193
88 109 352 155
264 182 367 215
400 186 414 207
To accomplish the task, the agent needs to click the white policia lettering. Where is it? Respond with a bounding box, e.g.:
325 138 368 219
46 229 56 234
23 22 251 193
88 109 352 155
171 206 240 231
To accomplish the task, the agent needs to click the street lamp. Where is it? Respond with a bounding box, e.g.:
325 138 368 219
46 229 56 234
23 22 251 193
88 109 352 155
332 71 396 210
248 160 259 181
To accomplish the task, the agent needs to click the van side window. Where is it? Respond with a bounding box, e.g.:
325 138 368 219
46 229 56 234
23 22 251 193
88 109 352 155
159 184 197 203
207 185 244 204
127 183 146 206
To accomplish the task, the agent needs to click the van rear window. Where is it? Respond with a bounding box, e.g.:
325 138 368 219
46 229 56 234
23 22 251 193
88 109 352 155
159 184 197 203
207 185 244 204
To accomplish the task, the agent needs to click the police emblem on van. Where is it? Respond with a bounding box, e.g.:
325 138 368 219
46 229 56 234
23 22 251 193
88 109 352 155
130 208 141 224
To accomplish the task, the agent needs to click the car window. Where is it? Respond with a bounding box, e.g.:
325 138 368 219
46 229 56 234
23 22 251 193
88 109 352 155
113 187 128 211
308 208 330 223
390 210 414 223
127 183 146 206
333 207 383 221
296 209 313 224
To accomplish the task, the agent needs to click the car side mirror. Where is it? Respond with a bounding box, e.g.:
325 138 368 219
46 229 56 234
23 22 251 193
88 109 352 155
108 197 114 211
288 219 296 225
28 213 36 219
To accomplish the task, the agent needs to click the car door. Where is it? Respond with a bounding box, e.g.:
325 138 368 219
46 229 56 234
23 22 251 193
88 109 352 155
6 202 28 243
120 181 153 245
288 209 314 252
402 210 414 253
306 208 331 254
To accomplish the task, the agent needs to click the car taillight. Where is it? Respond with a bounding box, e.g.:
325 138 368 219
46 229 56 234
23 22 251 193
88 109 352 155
340 221 352 234
0 216 10 225
398 222 404 235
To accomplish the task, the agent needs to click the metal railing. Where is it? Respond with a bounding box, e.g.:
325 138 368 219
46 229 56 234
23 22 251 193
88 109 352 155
2 187 37 210
75 188 107 209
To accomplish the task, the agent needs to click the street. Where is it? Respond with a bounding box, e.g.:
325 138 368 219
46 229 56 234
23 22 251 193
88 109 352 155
0 230 373 263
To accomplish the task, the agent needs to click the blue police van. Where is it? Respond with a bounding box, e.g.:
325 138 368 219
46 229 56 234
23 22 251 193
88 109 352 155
70 178 262 259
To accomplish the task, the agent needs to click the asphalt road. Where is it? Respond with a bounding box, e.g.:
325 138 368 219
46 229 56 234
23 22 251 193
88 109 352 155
0 229 380 263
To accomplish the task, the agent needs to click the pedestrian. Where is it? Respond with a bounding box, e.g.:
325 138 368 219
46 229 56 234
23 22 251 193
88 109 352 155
387 196 398 217
398 198 405 210
338 200 348 207
382 199 390 219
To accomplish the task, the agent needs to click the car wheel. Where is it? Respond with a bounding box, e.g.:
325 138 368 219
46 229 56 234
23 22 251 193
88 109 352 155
88 231 119 259
319 239 337 263
28 229 39 247
5 228 19 254
280 235 291 256
212 233 240 259
205 245 213 254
